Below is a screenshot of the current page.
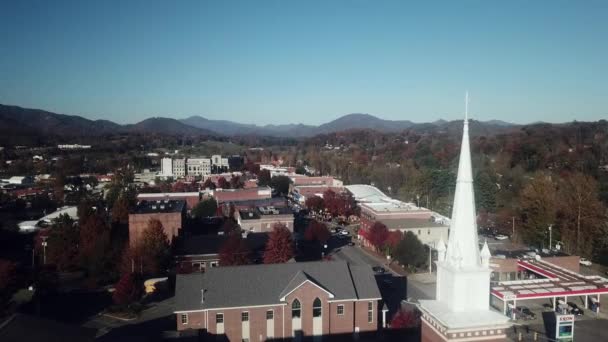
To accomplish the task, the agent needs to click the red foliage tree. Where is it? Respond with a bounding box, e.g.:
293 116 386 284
368 221 389 250
323 189 356 218
112 272 141 306
305 196 325 213
219 233 251 266
390 309 420 329
202 178 216 190
304 220 331 243
217 176 229 189
385 230 403 251
229 175 244 189
0 259 17 293
263 223 294 264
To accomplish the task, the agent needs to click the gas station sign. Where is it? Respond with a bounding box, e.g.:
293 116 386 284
555 314 574 341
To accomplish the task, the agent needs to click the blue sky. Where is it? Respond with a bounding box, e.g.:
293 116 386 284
1 0 606 125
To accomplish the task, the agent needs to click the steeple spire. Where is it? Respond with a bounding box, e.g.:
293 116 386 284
444 93 481 269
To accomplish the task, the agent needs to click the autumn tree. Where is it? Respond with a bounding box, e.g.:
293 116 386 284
263 223 294 264
217 176 229 189
45 214 79 271
558 173 606 256
390 309 420 329
230 175 244 189
219 233 251 266
385 230 403 255
304 220 330 243
79 212 112 283
305 196 325 213
323 189 356 218
111 195 130 224
0 259 17 302
518 173 557 247
221 218 240 234
191 198 218 218
202 178 216 190
139 219 171 275
112 272 141 306
394 231 427 269
367 221 389 250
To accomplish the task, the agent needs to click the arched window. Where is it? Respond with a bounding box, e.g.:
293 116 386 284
313 298 322 317
292 299 301 318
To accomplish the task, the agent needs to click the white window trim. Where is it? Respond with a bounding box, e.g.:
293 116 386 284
337 304 345 316
266 309 274 320
368 301 373 323
241 311 249 322
181 313 188 325
216 313 224 324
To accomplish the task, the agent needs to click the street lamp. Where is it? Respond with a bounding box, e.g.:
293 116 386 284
41 237 48 265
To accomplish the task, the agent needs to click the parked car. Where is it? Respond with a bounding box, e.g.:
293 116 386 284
339 230 350 236
579 258 592 267
516 306 536 320
495 234 509 240
567 302 584 316
372 266 386 274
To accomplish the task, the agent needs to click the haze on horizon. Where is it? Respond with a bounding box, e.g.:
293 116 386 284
1 0 607 126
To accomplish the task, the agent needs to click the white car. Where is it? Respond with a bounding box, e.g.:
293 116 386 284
339 230 350 236
579 258 592 267
495 234 509 240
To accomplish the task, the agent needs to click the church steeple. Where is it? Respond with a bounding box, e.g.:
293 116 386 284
444 92 482 269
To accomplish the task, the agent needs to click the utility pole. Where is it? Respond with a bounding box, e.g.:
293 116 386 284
548 224 553 251
512 217 515 238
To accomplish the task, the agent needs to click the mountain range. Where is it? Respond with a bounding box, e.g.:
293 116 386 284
0 103 517 139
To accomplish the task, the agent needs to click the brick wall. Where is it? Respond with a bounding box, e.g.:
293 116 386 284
284 281 331 337
354 300 377 332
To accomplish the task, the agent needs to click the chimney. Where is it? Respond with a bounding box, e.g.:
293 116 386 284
201 289 205 303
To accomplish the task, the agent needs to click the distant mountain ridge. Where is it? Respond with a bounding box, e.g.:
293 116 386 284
0 103 518 140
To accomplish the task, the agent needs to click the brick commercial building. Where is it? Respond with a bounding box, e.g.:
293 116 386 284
128 200 186 247
174 232 269 272
236 206 294 233
137 192 201 210
210 186 272 204
174 261 381 340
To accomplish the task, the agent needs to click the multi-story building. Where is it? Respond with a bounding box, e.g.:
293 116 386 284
128 200 186 247
186 158 212 177
137 192 202 210
210 186 272 204
160 158 173 177
236 206 294 233
172 158 186 177
174 261 381 340
227 155 244 171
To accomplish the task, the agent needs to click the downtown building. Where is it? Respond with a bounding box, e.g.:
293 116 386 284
174 261 381 341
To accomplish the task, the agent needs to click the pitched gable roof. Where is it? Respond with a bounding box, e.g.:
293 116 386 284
278 270 334 300
175 261 380 312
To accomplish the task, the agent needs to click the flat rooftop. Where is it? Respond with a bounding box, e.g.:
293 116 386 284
491 259 608 300
133 200 186 214
240 206 293 220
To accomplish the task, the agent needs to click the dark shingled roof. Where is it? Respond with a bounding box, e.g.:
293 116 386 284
175 261 381 312
175 232 268 256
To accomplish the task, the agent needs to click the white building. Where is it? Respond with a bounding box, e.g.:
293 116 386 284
418 99 510 341
173 158 186 177
161 158 174 177
187 158 212 176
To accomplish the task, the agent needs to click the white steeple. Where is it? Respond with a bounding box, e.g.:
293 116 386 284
418 94 511 339
444 91 482 269
436 235 446 262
